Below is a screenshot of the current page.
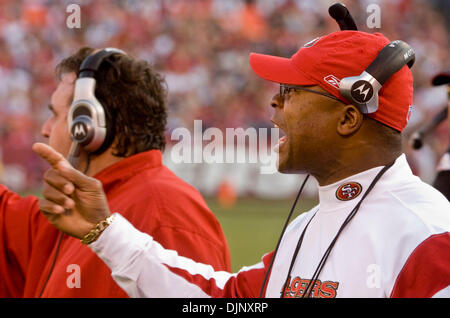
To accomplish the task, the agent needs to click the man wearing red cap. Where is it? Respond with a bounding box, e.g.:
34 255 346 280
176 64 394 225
33 31 450 298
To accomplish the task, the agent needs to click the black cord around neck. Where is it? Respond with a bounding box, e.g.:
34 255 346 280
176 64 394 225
258 174 310 298
281 161 395 298
280 208 318 298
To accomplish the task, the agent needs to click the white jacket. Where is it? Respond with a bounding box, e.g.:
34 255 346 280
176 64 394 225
90 154 450 298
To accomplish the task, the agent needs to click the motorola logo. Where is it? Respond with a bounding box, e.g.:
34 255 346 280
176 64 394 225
350 80 374 103
71 122 88 141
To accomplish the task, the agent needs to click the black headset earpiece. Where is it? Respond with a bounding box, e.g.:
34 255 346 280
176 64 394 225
339 40 415 114
67 47 126 167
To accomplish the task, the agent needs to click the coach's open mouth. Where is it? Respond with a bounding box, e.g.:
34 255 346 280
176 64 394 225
273 124 287 153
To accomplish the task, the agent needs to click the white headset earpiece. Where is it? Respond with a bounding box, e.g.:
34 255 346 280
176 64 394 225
67 48 126 167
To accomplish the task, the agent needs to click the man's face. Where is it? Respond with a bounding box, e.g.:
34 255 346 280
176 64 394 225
271 85 340 174
41 72 77 157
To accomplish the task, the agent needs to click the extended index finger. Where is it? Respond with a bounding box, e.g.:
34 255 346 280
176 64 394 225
32 142 71 171
32 142 99 191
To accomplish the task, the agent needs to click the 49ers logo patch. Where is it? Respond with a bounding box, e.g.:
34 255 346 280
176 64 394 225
336 182 362 201
281 276 339 298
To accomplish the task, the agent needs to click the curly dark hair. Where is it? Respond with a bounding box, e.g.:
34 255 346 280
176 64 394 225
56 47 168 157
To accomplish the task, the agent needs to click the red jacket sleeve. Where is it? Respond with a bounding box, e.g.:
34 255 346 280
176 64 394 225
166 251 274 297
90 213 274 298
390 232 450 298
0 185 41 297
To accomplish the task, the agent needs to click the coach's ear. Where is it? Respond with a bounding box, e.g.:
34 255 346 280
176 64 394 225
336 104 364 136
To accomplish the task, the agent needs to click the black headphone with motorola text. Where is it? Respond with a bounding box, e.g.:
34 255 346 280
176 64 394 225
329 3 415 114
67 47 126 167
339 40 415 114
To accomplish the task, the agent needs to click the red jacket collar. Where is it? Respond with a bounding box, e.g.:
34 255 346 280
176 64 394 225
93 150 162 189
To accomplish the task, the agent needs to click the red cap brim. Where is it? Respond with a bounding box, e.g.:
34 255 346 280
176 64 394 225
249 53 316 86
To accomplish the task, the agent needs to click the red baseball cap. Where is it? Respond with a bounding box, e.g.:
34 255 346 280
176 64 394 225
249 31 413 132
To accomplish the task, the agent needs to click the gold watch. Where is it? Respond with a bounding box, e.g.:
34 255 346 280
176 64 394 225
81 214 116 245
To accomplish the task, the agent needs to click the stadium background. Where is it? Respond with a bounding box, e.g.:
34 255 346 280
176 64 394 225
0 0 448 270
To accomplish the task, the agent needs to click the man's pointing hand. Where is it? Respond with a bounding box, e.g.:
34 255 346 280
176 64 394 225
32 142 111 239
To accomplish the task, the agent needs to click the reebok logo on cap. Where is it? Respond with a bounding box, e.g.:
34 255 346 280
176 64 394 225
324 75 341 89
303 37 321 48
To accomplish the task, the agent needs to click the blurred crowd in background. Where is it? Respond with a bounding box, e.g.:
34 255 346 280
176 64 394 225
0 0 448 198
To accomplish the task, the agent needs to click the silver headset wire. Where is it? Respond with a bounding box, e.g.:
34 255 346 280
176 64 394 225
258 174 310 298
67 141 82 168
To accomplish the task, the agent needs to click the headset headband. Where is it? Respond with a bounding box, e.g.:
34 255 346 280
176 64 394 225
79 48 126 78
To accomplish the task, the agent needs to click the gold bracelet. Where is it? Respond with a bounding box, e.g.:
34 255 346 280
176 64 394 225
81 214 116 245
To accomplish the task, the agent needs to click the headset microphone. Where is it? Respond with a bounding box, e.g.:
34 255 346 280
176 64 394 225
410 107 448 150
328 3 358 31
410 71 449 150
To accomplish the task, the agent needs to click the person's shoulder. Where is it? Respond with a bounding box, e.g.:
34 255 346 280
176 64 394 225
384 181 450 297
383 176 450 232
0 184 40 210
349 174 450 258
130 163 202 196
381 154 449 209
351 178 450 297
118 164 215 227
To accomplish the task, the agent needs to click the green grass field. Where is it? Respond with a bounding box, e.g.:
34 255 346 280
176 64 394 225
205 197 318 272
